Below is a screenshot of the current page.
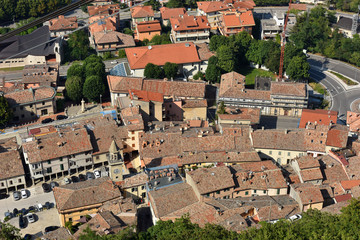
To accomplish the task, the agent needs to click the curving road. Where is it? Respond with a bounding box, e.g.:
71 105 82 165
308 54 360 120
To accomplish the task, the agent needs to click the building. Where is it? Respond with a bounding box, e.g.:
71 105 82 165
53 177 122 226
125 42 211 78
289 183 324 211
22 64 59 89
130 6 154 27
289 156 323 185
347 111 360 133
22 127 93 184
92 31 135 55
218 108 261 126
88 4 120 17
299 109 338 128
182 99 207 121
128 89 164 122
260 12 296 40
5 87 56 123
218 10 255 36
0 137 25 194
92 0 112 6
197 1 231 30
89 15 119 34
218 72 308 117
0 26 62 69
170 15 210 43
334 15 360 38
135 20 162 41
49 15 78 38
122 172 148 201
41 227 74 240
159 7 187 26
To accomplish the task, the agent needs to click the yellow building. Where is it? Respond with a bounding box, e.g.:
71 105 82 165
182 99 207 121
122 172 148 202
53 177 122 226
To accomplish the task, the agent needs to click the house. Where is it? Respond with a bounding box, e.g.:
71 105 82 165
231 0 256 10
260 12 296 40
170 15 211 43
128 89 164 122
197 1 231 29
88 15 118 34
218 107 261 126
218 72 308 117
0 26 62 69
0 137 25 194
289 156 323 185
334 15 360 38
41 227 74 240
159 7 187 26
182 99 207 121
49 15 78 38
5 87 56 123
290 183 324 211
22 127 93 184
22 64 59 89
299 109 338 128
130 6 154 27
135 20 161 41
92 31 135 55
347 111 360 133
53 177 122 226
218 10 255 36
125 42 210 78
88 4 120 17
122 172 148 202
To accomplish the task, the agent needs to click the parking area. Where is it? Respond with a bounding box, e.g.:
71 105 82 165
8 208 60 239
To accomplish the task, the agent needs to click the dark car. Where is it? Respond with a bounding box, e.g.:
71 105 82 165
41 118 53 124
79 174 86 182
28 206 35 213
13 208 18 216
71 176 79 183
50 182 59 190
20 208 28 215
86 172 94 180
44 202 51 210
13 191 21 201
19 215 26 229
42 183 51 193
4 211 12 219
23 234 32 240
56 115 68 121
44 226 59 233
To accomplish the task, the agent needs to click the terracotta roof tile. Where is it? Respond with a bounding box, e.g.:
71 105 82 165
252 129 306 151
326 125 349 148
148 182 198 218
122 172 148 188
89 16 117 33
351 185 360 198
292 183 324 204
271 82 307 97
22 64 59 86
131 6 154 18
257 204 299 222
340 179 360 191
232 0 256 9
196 43 214 61
300 168 323 182
299 109 338 128
53 177 121 211
219 108 261 125
136 20 161 33
317 155 349 184
49 15 78 31
182 99 207 108
129 89 163 102
88 4 120 16
41 227 74 240
0 137 24 180
197 1 231 13
344 156 360 180
107 76 143 94
296 155 320 169
290 3 307 11
5 87 55 105
160 7 186 20
334 193 352 203
93 31 135 47
347 111 360 132
221 10 255 27
321 200 350 214
170 15 210 31
125 43 201 69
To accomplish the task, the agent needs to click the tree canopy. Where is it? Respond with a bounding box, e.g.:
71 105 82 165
144 63 164 79
65 76 84 103
163 62 178 79
65 30 91 62
0 96 12 127
83 75 105 103
286 56 310 80
67 63 84 79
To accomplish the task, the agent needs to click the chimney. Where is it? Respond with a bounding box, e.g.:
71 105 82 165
81 99 86 113
163 78 168 81
284 129 288 134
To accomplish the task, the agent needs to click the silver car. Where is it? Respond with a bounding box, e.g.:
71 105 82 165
13 191 21 201
26 213 35 223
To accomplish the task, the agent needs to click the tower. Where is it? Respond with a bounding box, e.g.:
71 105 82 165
108 139 124 181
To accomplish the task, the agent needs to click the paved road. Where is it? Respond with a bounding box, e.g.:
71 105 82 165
308 54 360 119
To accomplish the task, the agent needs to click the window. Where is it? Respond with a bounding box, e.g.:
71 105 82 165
263 190 266 194
142 192 146 198
47 160 51 164
20 106 24 110
60 157 63 161
18 178 21 183
96 156 100 160
269 151 272 155
0 182 4 187
60 164 64 171
216 191 220 194
131 131 135 135
9 180 13 185
30 104 32 108
169 104 172 108
42 102 45 105
311 140 313 143
320 141 323 144
132 188 136 192
47 167 52 174
69 218 72 222
278 151 281 155
254 190 257 193
141 186 145 190
277 189 280 194
287 152 290 156
245 191 249 195
124 145 127 149
132 137 135 140
132 144 135 147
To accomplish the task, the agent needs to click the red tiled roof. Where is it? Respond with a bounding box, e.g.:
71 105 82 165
131 6 154 18
93 31 135 46
197 1 230 13
300 168 323 182
271 82 307 97
299 109 338 128
222 11 255 27
341 179 360 190
182 99 207 108
326 125 349 148
136 20 161 33
49 15 78 31
160 7 186 20
129 89 164 102
334 193 352 203
125 43 201 69
88 4 120 16
218 108 261 125
347 111 360 132
0 137 24 180
170 15 210 31
5 87 55 105
232 0 256 9
290 3 307 11
89 15 117 33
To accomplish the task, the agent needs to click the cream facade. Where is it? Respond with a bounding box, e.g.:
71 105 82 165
256 149 306 165
183 106 207 121
0 176 26 193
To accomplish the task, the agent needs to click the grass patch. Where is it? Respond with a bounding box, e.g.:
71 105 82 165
238 67 276 87
309 81 328 96
329 71 358 86
0 66 24 72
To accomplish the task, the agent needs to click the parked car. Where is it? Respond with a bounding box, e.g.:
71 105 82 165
13 191 21 201
19 215 26 229
71 176 79 183
4 211 12 219
28 206 35 213
94 170 101 179
41 118 53 124
50 182 59 190
79 174 86 182
23 234 32 240
63 178 71 185
26 213 35 223
44 202 51 210
86 172 94 180
42 183 51 193
20 208 28 215
289 214 302 221
56 115 68 120
44 226 59 233
20 189 28 199
13 208 18 216
35 203 43 212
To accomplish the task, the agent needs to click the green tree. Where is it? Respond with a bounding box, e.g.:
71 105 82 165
123 28 133 35
163 62 178 79
84 62 106 80
217 101 226 114
144 0 160 10
118 49 126 58
217 45 235 73
193 71 205 80
15 0 28 19
350 52 360 67
67 30 90 61
209 35 229 51
83 76 105 103
67 63 84 79
150 34 171 45
166 0 184 8
37 0 47 15
65 76 84 103
206 56 221 83
286 56 310 80
83 54 103 67
0 222 21 240
144 63 164 79
0 96 12 127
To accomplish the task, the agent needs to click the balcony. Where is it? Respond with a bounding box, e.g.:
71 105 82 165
173 30 209 38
